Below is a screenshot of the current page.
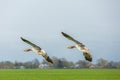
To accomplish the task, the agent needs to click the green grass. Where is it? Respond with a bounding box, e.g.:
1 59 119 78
0 69 120 80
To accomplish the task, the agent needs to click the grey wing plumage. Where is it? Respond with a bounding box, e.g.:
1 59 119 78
61 32 85 47
42 54 53 63
46 56 53 63
21 37 41 49
83 52 92 62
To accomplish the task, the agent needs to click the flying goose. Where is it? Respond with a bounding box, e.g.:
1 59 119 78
61 32 92 62
21 37 53 63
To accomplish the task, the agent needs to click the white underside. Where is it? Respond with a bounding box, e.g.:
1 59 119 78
32 48 41 54
75 45 86 52
32 48 47 56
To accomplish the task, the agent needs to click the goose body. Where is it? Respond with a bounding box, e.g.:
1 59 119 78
61 32 92 62
21 37 53 63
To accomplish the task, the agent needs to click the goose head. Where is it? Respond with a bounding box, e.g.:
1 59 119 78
24 48 32 52
67 46 76 49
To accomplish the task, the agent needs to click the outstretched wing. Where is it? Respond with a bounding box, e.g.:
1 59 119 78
61 32 85 47
45 56 53 64
21 37 41 49
83 52 92 62
42 54 53 64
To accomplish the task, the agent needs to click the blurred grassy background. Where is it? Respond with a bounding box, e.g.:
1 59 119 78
0 69 119 80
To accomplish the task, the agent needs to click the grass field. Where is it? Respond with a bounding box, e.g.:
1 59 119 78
0 69 120 80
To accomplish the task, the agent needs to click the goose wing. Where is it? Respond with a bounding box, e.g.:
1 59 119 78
83 52 92 62
45 56 53 63
61 32 85 47
42 53 53 64
21 37 41 49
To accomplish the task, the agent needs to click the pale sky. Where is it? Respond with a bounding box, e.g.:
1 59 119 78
0 0 120 63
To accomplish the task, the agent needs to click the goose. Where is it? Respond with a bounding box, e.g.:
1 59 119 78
21 37 53 63
61 32 92 62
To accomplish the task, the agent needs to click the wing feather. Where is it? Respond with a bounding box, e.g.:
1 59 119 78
21 37 41 49
61 32 85 47
83 52 92 62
